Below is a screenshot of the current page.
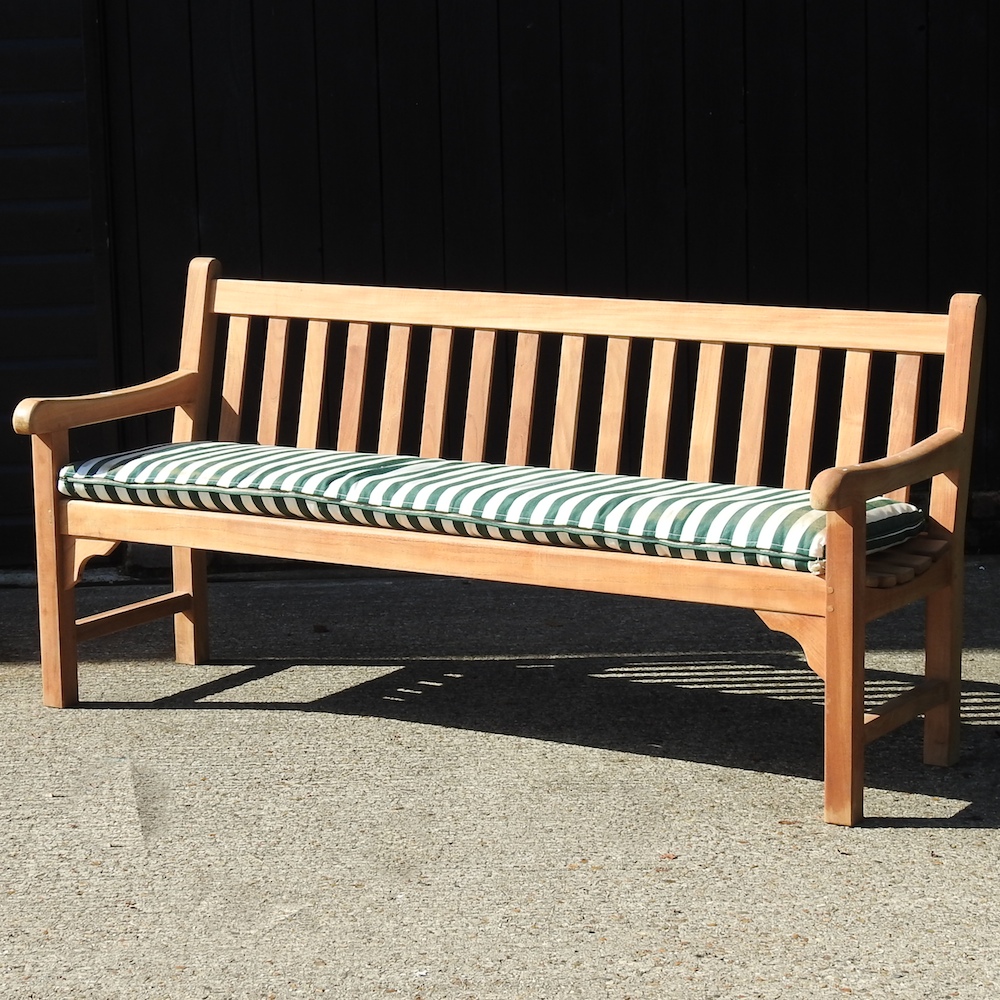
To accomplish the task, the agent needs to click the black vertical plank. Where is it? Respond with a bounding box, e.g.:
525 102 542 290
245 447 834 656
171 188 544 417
745 0 807 306
100 0 143 389
805 1 867 308
561 0 627 297
621 0 686 301
498 1 565 294
981 2 1000 491
867 2 929 311
927 2 988 311
376 0 445 288
683 1 747 303
126 4 201 379
253 0 323 281
188 0 261 278
315 1 383 285
438 0 504 291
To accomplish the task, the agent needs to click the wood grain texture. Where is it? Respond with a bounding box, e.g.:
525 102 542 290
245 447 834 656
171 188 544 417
506 331 540 465
783 346 821 488
462 329 497 462
257 317 290 446
337 322 371 451
420 326 454 458
595 336 630 473
835 349 872 467
218 315 251 441
296 319 331 448
735 344 773 486
378 324 412 454
640 338 677 478
550 334 586 468
212 278 950 352
688 342 725 481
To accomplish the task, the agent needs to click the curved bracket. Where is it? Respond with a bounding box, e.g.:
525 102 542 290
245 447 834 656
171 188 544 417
64 538 121 587
756 610 827 680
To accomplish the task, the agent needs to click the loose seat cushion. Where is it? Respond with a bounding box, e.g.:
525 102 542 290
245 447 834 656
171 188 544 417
58 441 925 574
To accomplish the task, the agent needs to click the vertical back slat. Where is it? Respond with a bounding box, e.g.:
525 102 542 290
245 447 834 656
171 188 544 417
377 324 412 454
640 338 677 478
420 327 454 458
296 319 331 449
595 336 631 474
783 346 822 488
257 317 290 446
885 352 923 501
218 315 251 442
835 349 873 467
687 342 725 481
505 331 541 466
337 322 371 451
550 334 586 469
462 329 497 462
734 345 773 486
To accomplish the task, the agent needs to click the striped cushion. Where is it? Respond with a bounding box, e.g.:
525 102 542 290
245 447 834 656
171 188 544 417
58 441 925 574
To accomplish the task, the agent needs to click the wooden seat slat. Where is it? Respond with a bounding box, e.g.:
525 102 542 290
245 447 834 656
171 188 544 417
296 319 330 449
551 334 586 469
885 353 923 502
218 315 251 442
506 331 540 466
688 342 725 482
257 318 290 446
783 346 821 489
420 327 454 459
735 345 773 486
835 349 873 468
337 322 370 451
595 336 631 474
640 338 677 479
462 329 497 463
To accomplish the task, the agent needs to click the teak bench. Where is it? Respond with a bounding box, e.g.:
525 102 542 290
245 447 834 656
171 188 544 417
14 258 985 825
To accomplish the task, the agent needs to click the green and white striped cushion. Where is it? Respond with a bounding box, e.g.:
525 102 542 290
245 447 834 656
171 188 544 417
58 441 925 574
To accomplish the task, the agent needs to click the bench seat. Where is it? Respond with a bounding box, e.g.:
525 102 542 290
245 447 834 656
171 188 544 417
59 440 925 575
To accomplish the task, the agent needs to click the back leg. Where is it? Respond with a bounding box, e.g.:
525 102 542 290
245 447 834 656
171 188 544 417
173 546 210 664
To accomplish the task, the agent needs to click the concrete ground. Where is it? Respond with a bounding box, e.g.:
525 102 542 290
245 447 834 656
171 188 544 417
1 557 998 1000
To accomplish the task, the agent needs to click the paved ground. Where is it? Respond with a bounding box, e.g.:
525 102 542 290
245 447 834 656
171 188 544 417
1 558 998 999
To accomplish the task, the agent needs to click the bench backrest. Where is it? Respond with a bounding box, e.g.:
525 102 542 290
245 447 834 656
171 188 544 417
174 258 982 504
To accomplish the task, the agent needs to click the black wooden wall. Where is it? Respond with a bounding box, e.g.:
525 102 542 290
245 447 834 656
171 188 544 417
3 2 999 564
0 2 112 565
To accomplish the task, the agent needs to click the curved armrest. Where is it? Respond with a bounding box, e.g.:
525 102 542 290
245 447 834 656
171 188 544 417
12 370 201 436
810 428 965 511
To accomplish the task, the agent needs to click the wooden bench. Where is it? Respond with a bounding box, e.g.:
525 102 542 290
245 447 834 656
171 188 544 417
14 257 985 825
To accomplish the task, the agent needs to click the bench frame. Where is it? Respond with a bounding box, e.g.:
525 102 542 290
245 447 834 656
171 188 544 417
14 257 985 825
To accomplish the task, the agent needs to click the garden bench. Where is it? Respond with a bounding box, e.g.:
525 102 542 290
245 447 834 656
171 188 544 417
14 257 984 825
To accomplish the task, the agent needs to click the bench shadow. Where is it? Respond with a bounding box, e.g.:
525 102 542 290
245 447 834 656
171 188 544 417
83 648 1000 830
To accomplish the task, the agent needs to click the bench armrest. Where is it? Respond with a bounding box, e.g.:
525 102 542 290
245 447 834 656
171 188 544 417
12 370 201 436
810 428 965 511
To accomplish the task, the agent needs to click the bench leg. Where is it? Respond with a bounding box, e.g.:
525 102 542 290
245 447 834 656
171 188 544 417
822 505 866 826
32 432 79 707
923 579 962 766
173 547 209 664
